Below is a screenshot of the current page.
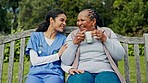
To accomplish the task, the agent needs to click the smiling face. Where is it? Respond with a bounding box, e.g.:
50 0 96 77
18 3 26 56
77 10 96 31
52 14 67 32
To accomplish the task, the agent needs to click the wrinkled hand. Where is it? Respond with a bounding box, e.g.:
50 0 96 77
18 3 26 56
58 44 68 57
69 68 84 75
91 29 107 42
73 30 86 45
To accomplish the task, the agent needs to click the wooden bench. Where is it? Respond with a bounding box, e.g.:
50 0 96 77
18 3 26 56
0 26 148 83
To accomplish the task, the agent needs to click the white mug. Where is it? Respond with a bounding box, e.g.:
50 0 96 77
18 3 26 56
85 31 93 44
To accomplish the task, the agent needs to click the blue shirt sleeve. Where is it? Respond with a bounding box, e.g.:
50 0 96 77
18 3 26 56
26 32 38 55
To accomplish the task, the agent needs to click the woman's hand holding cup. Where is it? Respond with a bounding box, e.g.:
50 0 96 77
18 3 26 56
91 29 107 42
73 30 86 45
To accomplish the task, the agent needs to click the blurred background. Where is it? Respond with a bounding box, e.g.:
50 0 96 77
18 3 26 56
0 0 148 36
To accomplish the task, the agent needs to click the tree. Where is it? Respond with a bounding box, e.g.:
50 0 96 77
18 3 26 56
19 0 57 30
0 1 11 35
0 0 21 35
19 0 114 30
109 0 148 36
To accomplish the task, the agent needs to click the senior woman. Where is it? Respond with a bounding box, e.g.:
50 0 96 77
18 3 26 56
61 9 126 83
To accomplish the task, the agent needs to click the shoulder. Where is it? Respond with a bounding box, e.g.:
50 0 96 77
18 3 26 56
100 27 113 38
30 32 41 36
70 29 79 36
57 33 67 39
101 27 112 32
72 29 79 33
30 32 42 39
67 29 79 39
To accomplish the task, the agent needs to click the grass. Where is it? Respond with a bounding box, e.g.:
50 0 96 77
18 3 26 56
1 56 147 83
2 61 30 83
118 55 146 83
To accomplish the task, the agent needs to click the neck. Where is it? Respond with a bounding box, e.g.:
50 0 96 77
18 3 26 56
44 26 57 39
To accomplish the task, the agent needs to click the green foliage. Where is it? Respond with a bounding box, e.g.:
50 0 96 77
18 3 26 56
0 3 11 34
4 43 10 62
0 0 21 35
4 39 30 62
18 0 148 36
109 0 148 36
1 0 148 36
19 0 57 30
18 0 114 29
54 0 108 26
128 44 144 56
4 28 30 62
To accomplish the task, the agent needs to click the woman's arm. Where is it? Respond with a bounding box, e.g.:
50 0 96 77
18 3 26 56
103 30 125 61
30 49 60 66
61 63 73 73
61 32 79 66
61 63 84 75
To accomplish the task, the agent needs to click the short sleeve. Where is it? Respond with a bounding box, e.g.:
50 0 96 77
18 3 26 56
26 32 38 55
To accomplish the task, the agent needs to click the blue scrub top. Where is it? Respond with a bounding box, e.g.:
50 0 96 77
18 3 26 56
26 32 66 78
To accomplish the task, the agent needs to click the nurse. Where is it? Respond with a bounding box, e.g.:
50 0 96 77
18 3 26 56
25 9 68 83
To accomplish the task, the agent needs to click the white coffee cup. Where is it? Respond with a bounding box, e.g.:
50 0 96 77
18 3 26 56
85 31 93 44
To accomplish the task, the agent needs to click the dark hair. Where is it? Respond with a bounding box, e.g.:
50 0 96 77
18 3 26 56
81 9 103 28
36 9 66 32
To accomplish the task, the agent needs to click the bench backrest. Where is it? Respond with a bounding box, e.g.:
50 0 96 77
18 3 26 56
0 26 148 83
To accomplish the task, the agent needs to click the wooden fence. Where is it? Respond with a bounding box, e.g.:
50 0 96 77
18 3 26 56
0 26 148 83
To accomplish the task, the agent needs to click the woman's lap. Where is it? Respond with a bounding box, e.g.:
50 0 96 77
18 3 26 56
95 71 120 83
67 71 120 83
25 75 64 83
67 71 94 83
25 75 43 83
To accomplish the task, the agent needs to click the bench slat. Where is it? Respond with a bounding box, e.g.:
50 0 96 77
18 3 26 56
123 43 130 83
0 44 5 83
18 38 25 83
8 41 15 83
144 34 148 82
0 29 35 44
134 44 142 83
